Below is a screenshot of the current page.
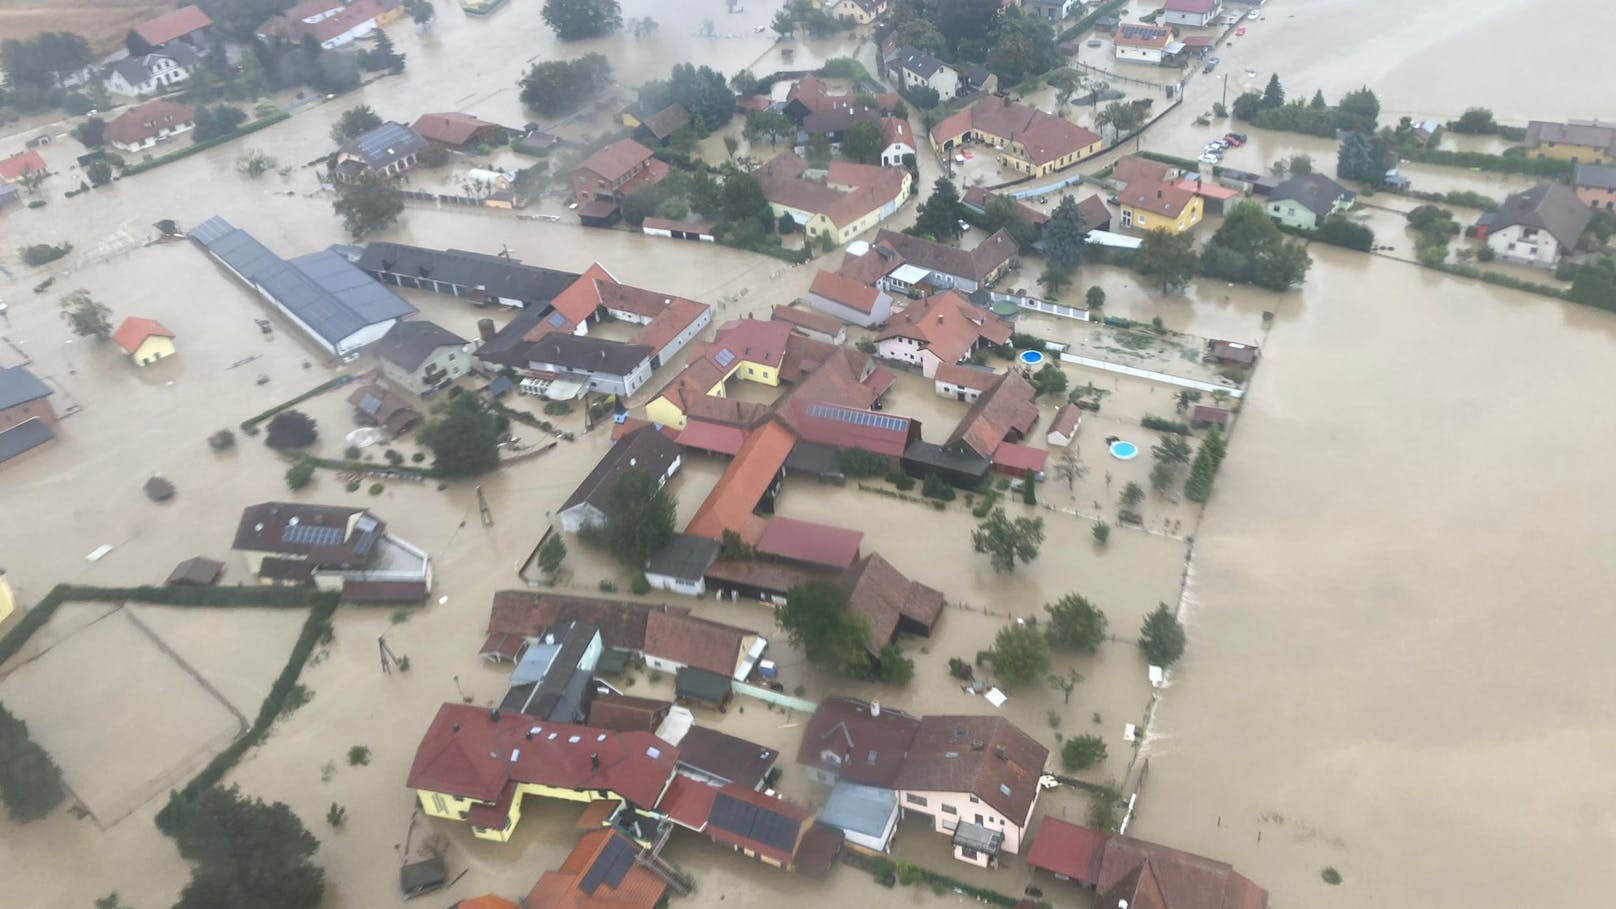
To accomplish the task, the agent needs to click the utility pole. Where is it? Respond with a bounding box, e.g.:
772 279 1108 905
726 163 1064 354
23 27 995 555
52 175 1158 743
1222 73 1228 108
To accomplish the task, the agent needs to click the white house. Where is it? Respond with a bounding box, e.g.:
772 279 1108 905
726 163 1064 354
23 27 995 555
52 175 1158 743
1046 403 1081 447
524 334 654 397
643 534 720 597
372 319 470 396
104 98 195 152
879 117 917 167
806 269 895 328
1478 183 1593 269
558 425 682 533
933 363 1001 403
889 45 960 99
104 46 198 97
1114 23 1174 63
892 716 1048 867
1161 0 1222 27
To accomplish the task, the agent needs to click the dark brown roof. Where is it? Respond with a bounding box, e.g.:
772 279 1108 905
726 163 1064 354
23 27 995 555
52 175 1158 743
947 371 1040 459
873 229 1019 286
1077 194 1111 230
1486 182 1593 249
587 695 671 733
1095 835 1270 909
486 592 665 651
166 557 223 586
1111 155 1172 186
795 697 921 788
644 611 751 678
675 725 779 789
560 425 681 515
841 553 945 654
232 502 383 570
894 715 1049 824
771 304 845 338
703 559 831 596
1525 119 1616 152
643 103 692 140
341 579 430 603
575 138 655 183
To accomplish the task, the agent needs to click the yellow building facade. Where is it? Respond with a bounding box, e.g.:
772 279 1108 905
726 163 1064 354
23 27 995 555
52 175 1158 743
1120 194 1204 235
128 335 176 366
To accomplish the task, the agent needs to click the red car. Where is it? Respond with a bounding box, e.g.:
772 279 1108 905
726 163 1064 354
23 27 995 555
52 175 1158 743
1223 133 1246 147
1236 26 1246 36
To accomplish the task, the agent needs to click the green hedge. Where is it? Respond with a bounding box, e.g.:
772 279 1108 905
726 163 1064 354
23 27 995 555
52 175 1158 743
301 454 432 478
1142 415 1191 435
1427 261 1569 299
1060 0 1128 41
58 584 320 608
121 111 291 177
893 860 1049 909
1398 145 1572 180
1137 150 1202 171
240 376 352 432
0 585 68 668
721 237 810 263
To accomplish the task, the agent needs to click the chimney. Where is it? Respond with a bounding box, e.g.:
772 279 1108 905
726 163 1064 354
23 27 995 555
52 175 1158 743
870 700 880 717
489 707 501 723
994 745 1007 761
451 723 460 733
478 318 496 343
590 752 601 772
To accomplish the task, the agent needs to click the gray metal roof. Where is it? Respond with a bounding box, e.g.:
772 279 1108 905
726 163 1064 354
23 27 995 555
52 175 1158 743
818 780 897 839
0 418 54 463
191 216 414 349
374 320 467 371
645 533 720 581
0 366 52 410
1267 173 1352 218
1575 163 1616 191
1489 182 1594 249
341 121 426 169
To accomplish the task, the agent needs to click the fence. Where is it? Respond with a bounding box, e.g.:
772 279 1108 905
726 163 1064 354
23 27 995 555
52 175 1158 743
1015 296 1091 321
401 190 487 207
731 680 817 714
1005 173 1084 200
1058 351 1245 397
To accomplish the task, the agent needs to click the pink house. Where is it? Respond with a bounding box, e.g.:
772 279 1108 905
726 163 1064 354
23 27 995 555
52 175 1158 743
893 715 1049 866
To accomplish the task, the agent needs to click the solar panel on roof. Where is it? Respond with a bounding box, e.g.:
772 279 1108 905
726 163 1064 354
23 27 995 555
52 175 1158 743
710 793 800 853
714 348 736 367
547 311 566 327
579 834 637 895
284 524 344 546
803 402 908 433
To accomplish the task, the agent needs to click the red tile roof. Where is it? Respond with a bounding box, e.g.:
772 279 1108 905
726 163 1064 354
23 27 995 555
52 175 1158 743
674 419 748 456
795 697 921 788
929 97 1100 169
406 703 678 808
456 897 520 909
771 304 844 338
1120 179 1199 219
756 152 909 229
111 317 174 354
533 262 615 335
412 112 505 147
935 362 1002 392
1095 835 1270 909
779 398 913 457
1111 155 1172 186
484 591 663 652
105 99 195 147
658 773 719 831
841 553 945 653
1172 177 1242 200
836 247 903 287
526 828 668 909
755 516 863 569
894 715 1049 825
686 421 796 543
809 269 883 315
1049 402 1082 438
1026 817 1108 884
0 150 46 182
132 5 213 45
576 138 656 183
1191 404 1230 427
948 371 1039 459
878 291 1012 371
631 298 710 353
992 440 1048 474
644 610 749 678
260 0 398 43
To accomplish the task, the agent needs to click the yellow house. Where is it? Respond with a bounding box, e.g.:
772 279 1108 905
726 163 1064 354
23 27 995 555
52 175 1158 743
0 572 14 625
1118 180 1204 234
645 317 794 428
408 703 680 842
112 317 176 366
759 156 914 247
929 97 1104 179
1525 120 1616 164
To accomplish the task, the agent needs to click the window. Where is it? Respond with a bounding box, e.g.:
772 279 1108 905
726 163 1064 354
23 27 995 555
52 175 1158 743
942 804 957 815
432 794 447 813
968 794 979 803
960 847 978 860
906 794 928 807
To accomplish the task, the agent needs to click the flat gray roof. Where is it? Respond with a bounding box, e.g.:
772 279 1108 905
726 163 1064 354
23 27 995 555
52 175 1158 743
0 418 54 463
0 366 51 410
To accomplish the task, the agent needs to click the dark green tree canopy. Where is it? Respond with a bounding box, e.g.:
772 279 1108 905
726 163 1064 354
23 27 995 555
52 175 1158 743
990 622 1050 688
542 0 622 40
1044 593 1109 652
914 177 965 242
602 467 677 566
778 580 872 674
332 171 404 239
418 394 502 477
1140 603 1186 667
519 54 612 117
971 508 1045 573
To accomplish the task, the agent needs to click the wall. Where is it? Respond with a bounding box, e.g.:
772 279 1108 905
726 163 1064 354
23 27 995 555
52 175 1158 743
0 398 58 429
645 395 689 430
645 570 704 596
806 290 891 328
898 788 1026 853
1267 199 1317 230
1115 45 1163 63
1532 142 1610 165
558 502 605 534
1486 224 1561 267
734 359 780 386
132 336 176 365
1058 350 1246 397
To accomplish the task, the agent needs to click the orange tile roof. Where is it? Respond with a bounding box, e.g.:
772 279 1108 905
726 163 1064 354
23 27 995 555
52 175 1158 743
112 317 174 354
756 152 908 229
105 99 195 147
631 298 710 353
456 896 521 909
132 5 213 45
686 421 797 543
1171 177 1242 200
526 829 667 909
948 371 1040 459
575 139 656 183
0 150 46 182
535 262 616 335
809 269 882 315
1120 179 1198 219
876 291 1011 366
1111 155 1173 185
770 304 843 338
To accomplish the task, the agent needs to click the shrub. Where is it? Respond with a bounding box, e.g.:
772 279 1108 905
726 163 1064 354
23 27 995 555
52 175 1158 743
1321 867 1343 885
344 445 361 459
209 429 236 451
837 447 887 478
1092 522 1110 545
1141 415 1191 435
1021 470 1037 505
630 572 651 595
889 470 916 492
19 243 72 267
1061 734 1108 772
1314 216 1375 252
921 473 955 502
543 400 574 416
368 483 384 495
266 409 319 449
346 746 371 766
345 479 361 492
284 459 315 490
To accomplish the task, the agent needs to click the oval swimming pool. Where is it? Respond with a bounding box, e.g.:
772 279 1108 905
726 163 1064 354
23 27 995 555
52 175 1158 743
1109 440 1140 460
1018 349 1045 366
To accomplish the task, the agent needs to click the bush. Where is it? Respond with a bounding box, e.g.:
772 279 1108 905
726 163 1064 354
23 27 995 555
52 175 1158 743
1092 521 1111 545
630 572 651 595
344 445 361 460
367 482 384 495
921 473 955 502
265 409 319 449
209 429 236 451
543 400 574 416
1141 415 1190 435
837 447 887 478
1061 734 1108 772
20 243 71 267
889 470 916 492
0 704 66 822
285 459 315 490
346 746 370 766
1314 216 1375 252
1322 867 1343 885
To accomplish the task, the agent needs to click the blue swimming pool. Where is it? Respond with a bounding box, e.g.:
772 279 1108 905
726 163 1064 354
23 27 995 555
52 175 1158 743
1109 440 1139 460
1018 349 1045 366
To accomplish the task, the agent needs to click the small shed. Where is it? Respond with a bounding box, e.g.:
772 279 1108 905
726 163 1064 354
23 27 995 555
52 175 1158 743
902 440 991 490
1046 403 1081 447
674 666 733 710
577 199 621 228
952 820 1005 867
1190 404 1230 430
645 533 721 597
399 856 448 897
1204 339 1258 367
166 557 223 586
113 317 177 366
144 475 176 502
992 441 1048 479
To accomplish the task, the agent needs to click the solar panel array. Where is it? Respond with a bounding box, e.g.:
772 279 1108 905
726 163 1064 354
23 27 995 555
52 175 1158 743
710 792 800 853
714 348 736 367
804 402 908 433
579 834 636 895
283 523 344 547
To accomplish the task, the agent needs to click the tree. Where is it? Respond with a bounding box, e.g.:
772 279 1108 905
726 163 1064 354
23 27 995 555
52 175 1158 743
770 7 796 35
284 458 315 490
193 104 248 142
363 29 404 74
169 785 325 909
1336 86 1380 130
1061 734 1107 772
718 528 754 561
330 105 382 144
1202 201 1311 290
743 109 794 145
1152 434 1191 466
0 32 92 88
778 580 872 675
0 702 65 822
601 468 676 566
981 194 1040 246
333 172 404 238
410 1 437 26
990 623 1050 688
237 148 278 178
1183 426 1226 503
1262 74 1285 108
85 161 111 186
1149 461 1174 493
1140 603 1186 667
1309 89 1327 110
1031 362 1068 398
1042 194 1088 272
1133 229 1200 293
1336 129 1395 184
1095 101 1145 136
986 8 1061 84
840 120 883 164
642 63 736 131
1286 153 1314 175
838 446 888 477
1173 389 1201 415
1449 107 1497 135
1569 255 1616 311
1230 91 1263 122
1053 451 1085 491
972 508 1045 573
914 177 965 242
1119 481 1144 508
900 82 940 111
418 394 501 477
1045 593 1108 652
519 54 611 116
1091 521 1110 545
806 133 832 165
542 0 622 40
720 170 770 223
1085 286 1106 310
1316 216 1375 251
266 410 318 449
538 534 567 576
73 116 105 147
59 289 111 340
729 69 759 96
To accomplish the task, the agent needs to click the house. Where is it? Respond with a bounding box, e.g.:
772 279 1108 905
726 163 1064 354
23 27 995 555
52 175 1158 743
869 229 1021 294
660 776 819 869
1265 173 1354 230
947 371 1039 461
166 556 225 586
643 609 761 680
1021 0 1076 21
571 139 667 203
1190 404 1231 430
889 45 960 99
1524 119 1616 165
783 75 900 125
641 218 715 242
1118 180 1204 234
357 243 579 309
755 152 914 246
636 103 693 145
480 592 666 662
104 45 198 97
105 99 195 152
127 5 215 55
704 559 832 607
498 619 603 722
806 269 895 327
1476 183 1593 268
961 64 997 96
411 112 510 149
875 291 1012 377
0 366 56 467
516 128 562 156
934 362 1001 403
878 117 916 167
526 828 667 909
645 319 795 429
347 382 422 436
1410 118 1441 146
407 702 679 841
1046 402 1082 446
929 97 1103 178
841 553 945 656
111 317 176 366
525 264 712 367
1170 176 1242 216
893 715 1049 864
827 0 887 24
1161 0 1221 27
796 697 921 788
524 334 654 397
1026 819 1270 909
754 516 864 571
374 320 470 394
558 425 682 533
335 121 425 181
587 695 671 733
1109 154 1175 187
1204 339 1259 367
673 725 778 790
231 502 431 597
0 150 46 184
1114 23 1175 63
819 780 901 853
256 0 403 49
1573 163 1616 211
962 187 1051 233
644 534 721 597
191 216 416 359
674 667 735 710
771 305 847 345
685 420 796 543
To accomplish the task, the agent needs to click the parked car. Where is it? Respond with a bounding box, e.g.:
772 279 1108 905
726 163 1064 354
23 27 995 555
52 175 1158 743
1203 57 1220 73
1227 131 1248 142
1247 9 1261 19
1198 153 1220 165
1087 38 1102 47
1237 26 1247 37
